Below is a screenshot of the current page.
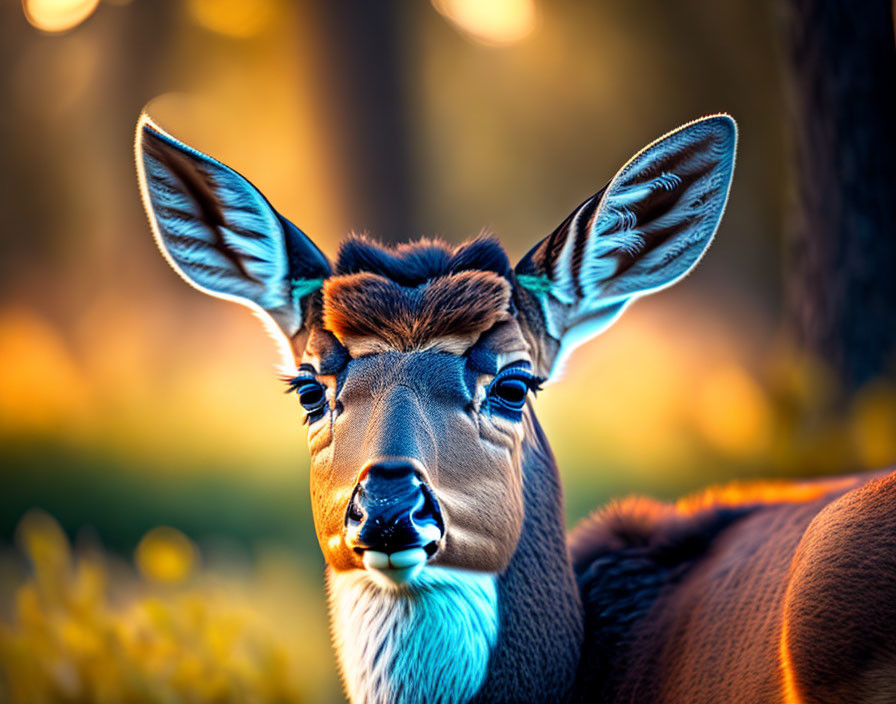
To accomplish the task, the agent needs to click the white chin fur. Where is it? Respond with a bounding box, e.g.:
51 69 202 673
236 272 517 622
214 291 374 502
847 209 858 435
328 566 499 704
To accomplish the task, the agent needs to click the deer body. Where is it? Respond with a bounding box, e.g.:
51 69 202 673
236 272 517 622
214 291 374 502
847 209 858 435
137 113 896 703
574 469 896 703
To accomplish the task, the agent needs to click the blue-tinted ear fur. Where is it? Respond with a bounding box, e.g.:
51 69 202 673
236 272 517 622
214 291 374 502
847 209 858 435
515 114 737 376
135 114 330 342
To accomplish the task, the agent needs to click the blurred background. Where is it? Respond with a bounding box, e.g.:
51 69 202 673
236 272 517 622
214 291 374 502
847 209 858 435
1 0 895 701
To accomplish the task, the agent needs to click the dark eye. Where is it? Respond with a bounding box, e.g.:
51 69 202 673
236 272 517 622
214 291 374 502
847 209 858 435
287 376 328 422
487 367 542 417
298 382 325 410
492 377 529 409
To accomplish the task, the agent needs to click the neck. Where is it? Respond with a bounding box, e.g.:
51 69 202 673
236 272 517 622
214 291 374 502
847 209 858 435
469 409 583 703
327 408 583 704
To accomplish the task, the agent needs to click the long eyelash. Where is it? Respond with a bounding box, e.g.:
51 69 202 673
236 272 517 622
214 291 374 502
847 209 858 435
283 374 316 394
283 362 321 392
493 367 545 394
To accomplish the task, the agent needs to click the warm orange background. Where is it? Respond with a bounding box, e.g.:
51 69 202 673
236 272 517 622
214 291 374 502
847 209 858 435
2 1 894 702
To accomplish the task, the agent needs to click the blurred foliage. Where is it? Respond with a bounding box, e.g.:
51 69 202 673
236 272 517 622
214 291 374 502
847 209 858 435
542 328 896 521
0 511 337 704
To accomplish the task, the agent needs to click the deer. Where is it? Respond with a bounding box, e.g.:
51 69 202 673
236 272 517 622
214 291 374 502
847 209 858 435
136 112 896 704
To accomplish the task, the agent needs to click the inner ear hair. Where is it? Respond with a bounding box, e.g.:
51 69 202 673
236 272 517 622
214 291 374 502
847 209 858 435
513 115 737 377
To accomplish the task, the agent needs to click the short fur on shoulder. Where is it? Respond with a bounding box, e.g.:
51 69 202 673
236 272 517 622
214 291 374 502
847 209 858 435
568 476 861 567
567 476 866 701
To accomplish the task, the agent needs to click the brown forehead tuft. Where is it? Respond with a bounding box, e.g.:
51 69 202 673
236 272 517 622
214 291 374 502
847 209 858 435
322 270 512 353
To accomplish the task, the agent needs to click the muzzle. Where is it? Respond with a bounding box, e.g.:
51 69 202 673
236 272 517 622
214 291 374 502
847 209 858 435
345 457 444 583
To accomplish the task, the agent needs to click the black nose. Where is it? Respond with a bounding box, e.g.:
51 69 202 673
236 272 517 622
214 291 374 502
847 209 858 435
345 459 443 554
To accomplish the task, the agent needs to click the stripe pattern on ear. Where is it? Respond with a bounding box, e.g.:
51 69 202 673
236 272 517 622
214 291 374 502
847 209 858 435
515 114 737 376
135 114 330 339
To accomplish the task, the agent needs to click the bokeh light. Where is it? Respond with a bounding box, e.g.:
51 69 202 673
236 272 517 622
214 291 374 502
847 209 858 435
187 0 276 39
851 383 896 468
432 0 537 46
0 307 90 436
693 363 772 457
22 0 99 33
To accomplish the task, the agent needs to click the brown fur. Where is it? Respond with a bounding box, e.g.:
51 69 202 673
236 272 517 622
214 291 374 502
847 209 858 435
322 270 511 354
570 469 896 704
783 470 896 703
569 476 860 563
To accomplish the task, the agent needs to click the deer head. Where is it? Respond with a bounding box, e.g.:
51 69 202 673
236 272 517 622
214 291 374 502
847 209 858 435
136 114 736 589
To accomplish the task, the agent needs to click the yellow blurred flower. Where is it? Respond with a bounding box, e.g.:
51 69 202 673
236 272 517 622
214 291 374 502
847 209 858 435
135 527 197 585
0 512 324 703
16 510 72 602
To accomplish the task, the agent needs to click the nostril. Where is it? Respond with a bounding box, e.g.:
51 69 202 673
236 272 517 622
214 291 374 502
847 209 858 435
412 484 443 524
347 501 364 524
412 505 435 522
411 484 445 546
345 484 366 527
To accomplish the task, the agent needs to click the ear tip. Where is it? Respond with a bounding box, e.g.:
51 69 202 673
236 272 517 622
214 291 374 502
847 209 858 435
135 113 171 155
134 114 216 171
136 113 191 157
681 114 737 173
699 113 738 146
137 112 161 135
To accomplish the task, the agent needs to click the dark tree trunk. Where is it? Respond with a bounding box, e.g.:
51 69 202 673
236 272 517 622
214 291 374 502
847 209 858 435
313 1 415 244
782 0 896 393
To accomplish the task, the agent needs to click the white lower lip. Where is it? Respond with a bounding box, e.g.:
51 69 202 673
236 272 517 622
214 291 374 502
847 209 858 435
362 547 429 584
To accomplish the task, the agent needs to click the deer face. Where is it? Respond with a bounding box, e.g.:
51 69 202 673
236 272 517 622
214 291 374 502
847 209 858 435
299 318 533 579
137 114 737 586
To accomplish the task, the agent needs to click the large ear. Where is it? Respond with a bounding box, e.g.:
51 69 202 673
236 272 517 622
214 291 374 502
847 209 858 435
514 115 737 377
135 114 331 341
